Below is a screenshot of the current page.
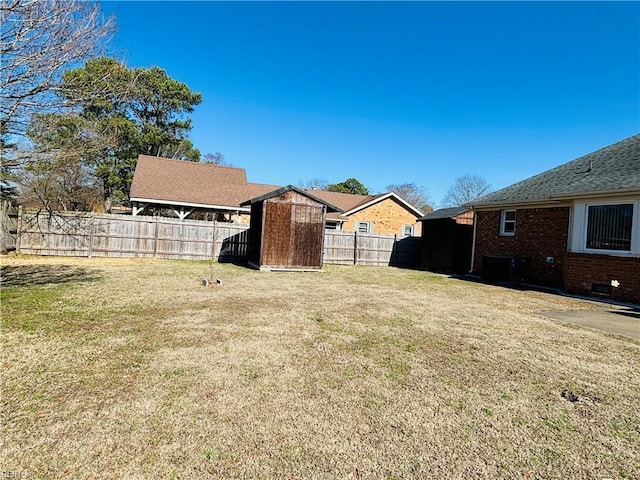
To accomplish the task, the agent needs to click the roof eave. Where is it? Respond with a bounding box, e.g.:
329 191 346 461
470 188 640 210
343 192 424 217
130 197 250 212
240 185 343 212
468 198 570 210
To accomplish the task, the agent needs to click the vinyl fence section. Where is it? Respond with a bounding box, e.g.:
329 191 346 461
323 231 421 267
17 212 249 261
0 201 18 253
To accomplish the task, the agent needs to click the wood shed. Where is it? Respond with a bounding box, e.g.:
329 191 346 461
240 186 342 271
419 207 474 274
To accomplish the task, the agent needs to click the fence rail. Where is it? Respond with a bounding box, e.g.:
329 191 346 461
12 211 421 268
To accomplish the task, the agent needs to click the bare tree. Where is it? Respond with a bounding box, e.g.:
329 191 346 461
203 152 229 166
386 182 432 214
298 178 329 190
0 0 115 137
441 174 491 207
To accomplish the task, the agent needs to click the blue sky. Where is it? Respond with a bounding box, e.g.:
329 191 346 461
103 1 639 206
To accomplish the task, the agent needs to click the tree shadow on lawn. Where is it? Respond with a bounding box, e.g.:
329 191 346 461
0 264 103 288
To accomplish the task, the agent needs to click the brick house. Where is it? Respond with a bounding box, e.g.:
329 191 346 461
308 190 424 236
469 134 640 304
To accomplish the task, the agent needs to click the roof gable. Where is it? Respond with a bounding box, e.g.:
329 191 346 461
309 190 424 218
240 185 342 212
470 134 640 207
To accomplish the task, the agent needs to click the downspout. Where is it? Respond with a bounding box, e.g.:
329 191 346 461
469 211 477 274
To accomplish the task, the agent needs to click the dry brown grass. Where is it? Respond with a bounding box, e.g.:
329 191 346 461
1 255 639 479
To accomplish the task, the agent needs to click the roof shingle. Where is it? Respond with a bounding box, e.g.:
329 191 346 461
129 155 279 208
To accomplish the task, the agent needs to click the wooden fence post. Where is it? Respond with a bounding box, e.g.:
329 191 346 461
211 220 218 262
87 216 95 258
152 214 159 258
210 221 218 282
353 231 358 265
15 205 23 254
392 234 397 266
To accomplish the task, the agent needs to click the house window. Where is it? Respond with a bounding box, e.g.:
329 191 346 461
402 225 415 236
500 210 516 236
570 200 640 255
356 221 372 234
325 221 340 231
586 203 634 251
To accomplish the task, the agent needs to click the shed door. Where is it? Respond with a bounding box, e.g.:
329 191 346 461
262 202 324 268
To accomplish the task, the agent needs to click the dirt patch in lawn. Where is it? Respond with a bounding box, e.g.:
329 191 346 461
1 256 639 479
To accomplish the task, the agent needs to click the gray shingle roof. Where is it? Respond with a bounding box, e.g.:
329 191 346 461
469 134 640 207
419 206 470 221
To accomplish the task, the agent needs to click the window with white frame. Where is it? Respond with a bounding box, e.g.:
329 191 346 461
500 210 516 236
402 224 415 236
570 200 640 255
356 221 372 234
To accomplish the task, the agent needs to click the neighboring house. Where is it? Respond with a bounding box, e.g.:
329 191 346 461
419 207 474 274
129 155 424 235
129 155 278 222
469 134 640 304
308 189 424 236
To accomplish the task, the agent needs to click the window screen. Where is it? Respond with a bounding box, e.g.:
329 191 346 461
586 204 633 251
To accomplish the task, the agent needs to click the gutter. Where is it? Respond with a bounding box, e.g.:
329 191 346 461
469 188 640 210
469 211 477 274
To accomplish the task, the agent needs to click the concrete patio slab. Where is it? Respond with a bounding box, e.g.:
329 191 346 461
539 307 640 340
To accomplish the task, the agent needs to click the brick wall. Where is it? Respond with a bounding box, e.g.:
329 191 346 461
473 207 570 288
342 197 422 236
566 253 640 304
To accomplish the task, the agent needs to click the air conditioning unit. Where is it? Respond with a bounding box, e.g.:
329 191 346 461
481 255 515 282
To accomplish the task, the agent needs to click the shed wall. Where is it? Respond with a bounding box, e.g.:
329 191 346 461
422 218 473 273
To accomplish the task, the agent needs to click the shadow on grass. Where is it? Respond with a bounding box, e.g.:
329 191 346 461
0 264 103 288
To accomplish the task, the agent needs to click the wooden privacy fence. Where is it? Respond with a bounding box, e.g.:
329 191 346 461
323 231 421 267
17 212 249 261
13 211 422 268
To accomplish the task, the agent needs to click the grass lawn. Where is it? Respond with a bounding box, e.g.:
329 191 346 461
1 255 639 479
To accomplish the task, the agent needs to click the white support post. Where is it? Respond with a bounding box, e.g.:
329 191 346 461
132 203 146 216
173 208 194 221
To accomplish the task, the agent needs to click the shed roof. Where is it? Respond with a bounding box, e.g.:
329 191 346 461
469 134 640 208
419 206 470 221
240 185 343 212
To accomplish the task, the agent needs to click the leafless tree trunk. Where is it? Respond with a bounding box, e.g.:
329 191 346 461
0 0 115 137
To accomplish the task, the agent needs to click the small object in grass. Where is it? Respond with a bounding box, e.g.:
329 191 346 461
561 389 579 403
202 278 210 287
216 278 222 285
